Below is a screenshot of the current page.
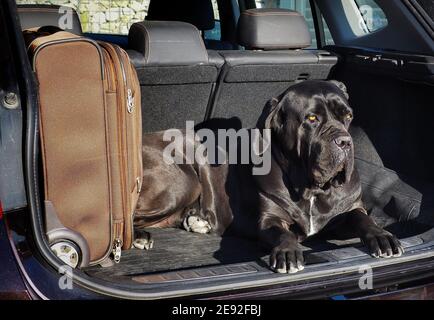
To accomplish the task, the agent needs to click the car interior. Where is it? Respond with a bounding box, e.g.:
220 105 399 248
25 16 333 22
13 0 434 297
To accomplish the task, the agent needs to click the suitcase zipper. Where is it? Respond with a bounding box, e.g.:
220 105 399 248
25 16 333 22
115 45 139 251
99 42 128 263
102 49 116 91
112 221 124 263
114 46 135 114
112 238 123 263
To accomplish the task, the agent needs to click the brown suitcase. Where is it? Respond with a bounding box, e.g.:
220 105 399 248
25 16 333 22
26 28 143 267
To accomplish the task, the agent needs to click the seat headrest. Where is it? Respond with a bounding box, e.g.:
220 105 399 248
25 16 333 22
146 0 215 31
128 21 209 65
18 4 83 35
237 8 311 50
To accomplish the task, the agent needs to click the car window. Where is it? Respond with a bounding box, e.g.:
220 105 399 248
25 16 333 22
353 0 388 33
204 0 222 41
255 0 335 49
16 0 151 35
322 16 335 46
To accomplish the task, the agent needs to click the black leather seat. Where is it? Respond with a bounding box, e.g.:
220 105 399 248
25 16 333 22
209 9 339 128
128 21 225 133
17 4 83 35
145 0 235 50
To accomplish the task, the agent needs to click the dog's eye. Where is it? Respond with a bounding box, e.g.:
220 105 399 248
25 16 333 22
346 114 353 121
307 115 319 123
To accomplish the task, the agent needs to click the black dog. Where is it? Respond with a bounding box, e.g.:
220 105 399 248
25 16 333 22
133 80 404 273
254 80 404 273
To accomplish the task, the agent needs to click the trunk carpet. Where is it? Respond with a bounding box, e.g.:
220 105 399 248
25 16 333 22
85 228 268 278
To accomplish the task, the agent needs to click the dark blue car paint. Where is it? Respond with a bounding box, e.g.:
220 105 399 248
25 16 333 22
0 217 28 299
2 209 105 300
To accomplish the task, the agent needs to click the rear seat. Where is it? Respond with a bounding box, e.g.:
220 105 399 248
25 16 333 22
17 4 83 35
128 21 224 133
209 8 338 128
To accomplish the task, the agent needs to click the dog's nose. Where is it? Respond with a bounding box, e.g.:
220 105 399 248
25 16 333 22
334 135 352 150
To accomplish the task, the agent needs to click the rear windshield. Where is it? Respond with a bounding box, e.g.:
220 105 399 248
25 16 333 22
16 0 149 35
15 0 220 36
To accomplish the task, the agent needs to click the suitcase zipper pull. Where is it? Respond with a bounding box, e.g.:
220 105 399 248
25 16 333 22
136 177 141 194
113 239 123 263
127 89 134 113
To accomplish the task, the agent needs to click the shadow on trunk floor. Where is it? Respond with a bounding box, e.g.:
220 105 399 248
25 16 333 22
85 228 268 278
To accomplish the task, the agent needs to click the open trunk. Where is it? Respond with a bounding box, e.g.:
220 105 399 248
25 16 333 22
77 47 434 296
27 65 434 298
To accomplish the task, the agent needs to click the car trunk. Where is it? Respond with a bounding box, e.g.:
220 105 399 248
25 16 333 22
78 47 434 294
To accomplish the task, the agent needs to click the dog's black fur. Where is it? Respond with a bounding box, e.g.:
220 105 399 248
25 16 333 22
134 80 404 274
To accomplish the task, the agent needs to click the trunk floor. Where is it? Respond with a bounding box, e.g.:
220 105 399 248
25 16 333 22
84 128 434 282
85 228 269 279
84 159 434 281
84 224 434 281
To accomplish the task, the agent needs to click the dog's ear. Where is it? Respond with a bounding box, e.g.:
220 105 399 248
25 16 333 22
265 97 284 131
329 80 349 100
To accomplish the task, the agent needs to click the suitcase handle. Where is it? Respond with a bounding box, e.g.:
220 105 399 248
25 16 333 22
23 26 66 47
37 25 64 34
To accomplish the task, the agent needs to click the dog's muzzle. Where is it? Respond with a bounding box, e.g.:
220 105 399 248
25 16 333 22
310 133 353 189
332 134 352 165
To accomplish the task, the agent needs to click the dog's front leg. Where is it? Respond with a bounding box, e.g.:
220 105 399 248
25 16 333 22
326 209 404 258
259 195 305 274
183 163 228 234
262 225 305 274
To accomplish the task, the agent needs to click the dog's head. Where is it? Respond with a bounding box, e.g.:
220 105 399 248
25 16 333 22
265 80 354 190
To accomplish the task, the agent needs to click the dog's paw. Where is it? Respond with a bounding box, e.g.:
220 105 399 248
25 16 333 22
270 245 305 274
183 215 212 234
133 231 154 250
362 229 404 258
